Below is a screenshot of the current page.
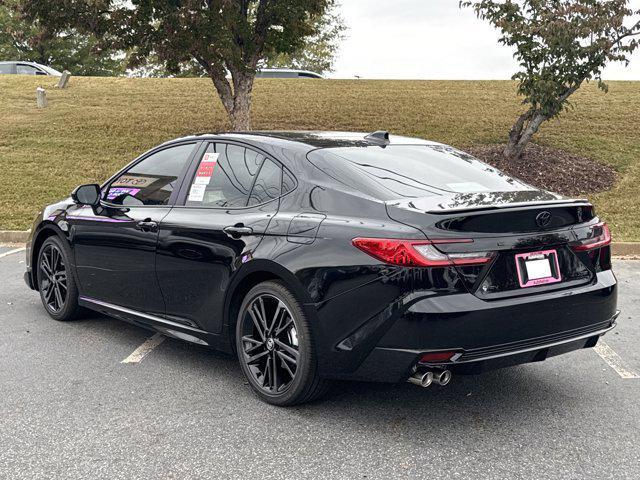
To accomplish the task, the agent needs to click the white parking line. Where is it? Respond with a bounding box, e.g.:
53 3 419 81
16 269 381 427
594 341 640 379
0 247 26 258
121 334 166 364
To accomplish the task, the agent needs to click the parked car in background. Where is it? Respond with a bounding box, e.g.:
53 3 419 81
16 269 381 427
0 61 62 76
24 131 618 406
256 68 323 79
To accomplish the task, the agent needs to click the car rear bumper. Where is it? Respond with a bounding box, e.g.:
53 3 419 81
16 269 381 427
320 270 618 382
442 318 616 365
346 314 617 382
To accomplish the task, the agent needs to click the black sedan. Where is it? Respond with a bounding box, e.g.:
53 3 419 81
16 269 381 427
24 131 619 406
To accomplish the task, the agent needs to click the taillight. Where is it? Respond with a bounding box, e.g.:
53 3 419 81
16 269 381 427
351 237 494 267
571 222 611 251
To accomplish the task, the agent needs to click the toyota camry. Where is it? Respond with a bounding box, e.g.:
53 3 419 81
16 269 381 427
24 131 619 405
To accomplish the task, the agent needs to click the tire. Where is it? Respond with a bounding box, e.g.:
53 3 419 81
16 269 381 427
36 235 83 321
235 280 330 406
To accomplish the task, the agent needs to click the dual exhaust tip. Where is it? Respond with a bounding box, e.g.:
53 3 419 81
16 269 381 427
408 369 452 388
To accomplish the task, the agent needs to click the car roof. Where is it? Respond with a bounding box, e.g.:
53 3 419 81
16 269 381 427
256 69 323 78
0 60 38 65
172 131 442 150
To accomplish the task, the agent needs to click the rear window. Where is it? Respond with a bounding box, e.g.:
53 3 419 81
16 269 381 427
308 145 532 199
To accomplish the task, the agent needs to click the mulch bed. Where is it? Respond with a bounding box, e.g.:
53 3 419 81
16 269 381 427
466 144 617 197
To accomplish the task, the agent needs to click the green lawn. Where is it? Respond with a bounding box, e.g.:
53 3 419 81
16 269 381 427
1 75 639 239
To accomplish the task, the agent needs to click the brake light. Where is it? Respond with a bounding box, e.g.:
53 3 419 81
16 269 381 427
351 237 494 267
571 222 611 251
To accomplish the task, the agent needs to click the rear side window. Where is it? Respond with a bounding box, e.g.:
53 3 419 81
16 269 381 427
0 64 13 74
282 170 296 194
248 159 282 206
186 143 264 208
105 143 195 206
185 143 290 208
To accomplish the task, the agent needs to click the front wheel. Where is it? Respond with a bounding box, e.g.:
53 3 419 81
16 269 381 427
37 236 83 321
236 280 329 406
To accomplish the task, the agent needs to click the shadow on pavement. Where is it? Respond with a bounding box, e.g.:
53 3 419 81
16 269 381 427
80 309 599 433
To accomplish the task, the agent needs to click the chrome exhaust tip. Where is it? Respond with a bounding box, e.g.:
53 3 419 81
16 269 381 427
408 370 434 388
433 369 452 386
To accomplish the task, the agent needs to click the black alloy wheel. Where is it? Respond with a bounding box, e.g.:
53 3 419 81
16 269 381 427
236 281 329 406
37 236 82 321
240 293 299 393
39 243 67 314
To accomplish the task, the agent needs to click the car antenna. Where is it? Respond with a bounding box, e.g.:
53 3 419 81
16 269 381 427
364 130 390 145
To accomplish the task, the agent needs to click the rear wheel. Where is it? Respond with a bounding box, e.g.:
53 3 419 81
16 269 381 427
236 281 329 406
37 236 82 321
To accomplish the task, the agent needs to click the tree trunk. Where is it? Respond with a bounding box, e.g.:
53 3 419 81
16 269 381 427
504 109 547 161
228 72 254 131
201 61 255 131
504 109 533 159
229 101 251 131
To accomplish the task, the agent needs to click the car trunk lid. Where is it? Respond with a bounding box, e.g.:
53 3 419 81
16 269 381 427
385 191 602 298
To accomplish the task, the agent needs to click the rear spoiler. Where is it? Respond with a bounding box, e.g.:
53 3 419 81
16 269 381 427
424 199 591 215
386 191 591 215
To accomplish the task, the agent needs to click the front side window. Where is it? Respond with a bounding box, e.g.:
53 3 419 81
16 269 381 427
16 64 40 75
105 143 195 206
186 143 265 208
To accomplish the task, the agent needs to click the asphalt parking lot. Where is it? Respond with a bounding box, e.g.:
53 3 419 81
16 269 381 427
1 247 638 479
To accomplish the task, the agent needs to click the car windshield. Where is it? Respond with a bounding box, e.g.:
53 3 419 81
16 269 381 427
308 145 533 199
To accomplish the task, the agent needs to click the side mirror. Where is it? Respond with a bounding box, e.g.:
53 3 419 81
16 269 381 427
71 184 101 206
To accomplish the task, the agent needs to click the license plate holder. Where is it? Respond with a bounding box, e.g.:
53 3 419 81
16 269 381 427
515 249 561 288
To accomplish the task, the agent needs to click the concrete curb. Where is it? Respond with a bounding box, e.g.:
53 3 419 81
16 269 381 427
0 230 30 244
611 242 640 257
1 229 639 256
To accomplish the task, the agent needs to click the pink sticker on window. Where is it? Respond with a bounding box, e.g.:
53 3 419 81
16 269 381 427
193 152 219 186
106 187 140 200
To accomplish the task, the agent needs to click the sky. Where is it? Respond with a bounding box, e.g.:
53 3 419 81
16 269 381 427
330 0 640 80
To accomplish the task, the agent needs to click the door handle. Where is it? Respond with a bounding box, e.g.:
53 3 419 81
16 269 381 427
137 219 158 232
223 224 254 238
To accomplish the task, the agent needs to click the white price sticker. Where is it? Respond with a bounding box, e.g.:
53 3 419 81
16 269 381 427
202 152 219 163
188 184 207 202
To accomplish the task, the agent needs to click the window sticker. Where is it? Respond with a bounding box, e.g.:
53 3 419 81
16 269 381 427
202 152 219 163
112 175 158 188
188 184 207 202
194 152 219 185
106 187 140 200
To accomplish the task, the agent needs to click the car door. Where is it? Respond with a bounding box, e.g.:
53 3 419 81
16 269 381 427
69 141 199 315
156 141 286 333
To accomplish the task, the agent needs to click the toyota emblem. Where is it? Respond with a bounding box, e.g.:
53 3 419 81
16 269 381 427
536 211 552 228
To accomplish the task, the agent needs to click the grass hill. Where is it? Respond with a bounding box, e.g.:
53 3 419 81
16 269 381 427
1 75 639 240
